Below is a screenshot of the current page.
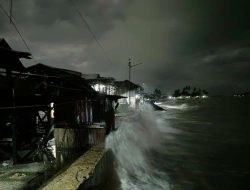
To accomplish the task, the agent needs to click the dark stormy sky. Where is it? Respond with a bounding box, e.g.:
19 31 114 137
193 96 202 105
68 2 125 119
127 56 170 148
1 0 250 95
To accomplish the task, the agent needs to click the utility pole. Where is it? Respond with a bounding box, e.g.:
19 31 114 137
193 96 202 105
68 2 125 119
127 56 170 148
128 58 131 84
128 58 143 105
128 58 131 105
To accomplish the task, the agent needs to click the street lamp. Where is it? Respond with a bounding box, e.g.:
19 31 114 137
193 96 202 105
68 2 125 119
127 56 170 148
128 58 143 105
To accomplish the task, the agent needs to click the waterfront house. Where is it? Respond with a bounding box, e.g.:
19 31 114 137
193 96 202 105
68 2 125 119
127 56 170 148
0 39 122 167
26 63 123 165
114 80 143 109
0 38 33 163
82 74 116 95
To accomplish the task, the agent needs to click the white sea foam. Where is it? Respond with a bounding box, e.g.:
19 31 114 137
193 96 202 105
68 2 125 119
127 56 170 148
106 104 172 190
158 103 188 110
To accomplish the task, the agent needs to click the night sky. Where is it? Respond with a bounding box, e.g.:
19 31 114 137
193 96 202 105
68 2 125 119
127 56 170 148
1 0 250 95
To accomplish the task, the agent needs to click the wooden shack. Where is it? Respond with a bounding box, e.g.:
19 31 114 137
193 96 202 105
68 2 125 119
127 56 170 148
26 63 109 167
0 39 122 168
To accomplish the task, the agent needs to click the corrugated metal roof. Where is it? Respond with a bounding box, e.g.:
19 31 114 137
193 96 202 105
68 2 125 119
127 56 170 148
0 38 31 71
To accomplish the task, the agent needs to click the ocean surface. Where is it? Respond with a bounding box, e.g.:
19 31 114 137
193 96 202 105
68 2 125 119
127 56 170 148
105 97 250 190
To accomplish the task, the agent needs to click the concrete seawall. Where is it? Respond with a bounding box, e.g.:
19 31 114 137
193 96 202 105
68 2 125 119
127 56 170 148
40 144 115 190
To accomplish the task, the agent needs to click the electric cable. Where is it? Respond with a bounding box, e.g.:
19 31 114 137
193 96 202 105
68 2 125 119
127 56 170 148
0 2 31 52
68 0 114 65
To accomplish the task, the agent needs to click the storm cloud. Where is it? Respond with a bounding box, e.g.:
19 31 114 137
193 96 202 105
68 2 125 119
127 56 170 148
1 0 250 95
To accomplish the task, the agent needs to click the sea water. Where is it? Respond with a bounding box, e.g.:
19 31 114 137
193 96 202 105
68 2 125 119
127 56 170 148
105 97 250 190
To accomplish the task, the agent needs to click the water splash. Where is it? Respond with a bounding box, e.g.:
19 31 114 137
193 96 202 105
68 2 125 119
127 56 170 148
158 103 188 110
106 104 172 190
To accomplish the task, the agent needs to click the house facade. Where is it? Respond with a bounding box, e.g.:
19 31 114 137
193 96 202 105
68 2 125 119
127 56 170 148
114 80 143 109
82 74 116 95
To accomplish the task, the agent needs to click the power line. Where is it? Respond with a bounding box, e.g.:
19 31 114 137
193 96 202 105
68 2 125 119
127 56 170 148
0 104 47 110
47 84 91 92
0 70 60 78
68 0 114 65
10 0 12 23
0 2 31 52
0 99 102 110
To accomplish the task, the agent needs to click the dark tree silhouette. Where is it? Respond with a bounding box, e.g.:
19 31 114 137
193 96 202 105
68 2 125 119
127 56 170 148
202 89 208 95
173 89 181 97
153 88 162 100
173 86 208 98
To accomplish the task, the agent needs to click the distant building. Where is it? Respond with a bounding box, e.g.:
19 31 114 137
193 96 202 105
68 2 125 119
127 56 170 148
82 74 116 95
114 80 143 109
